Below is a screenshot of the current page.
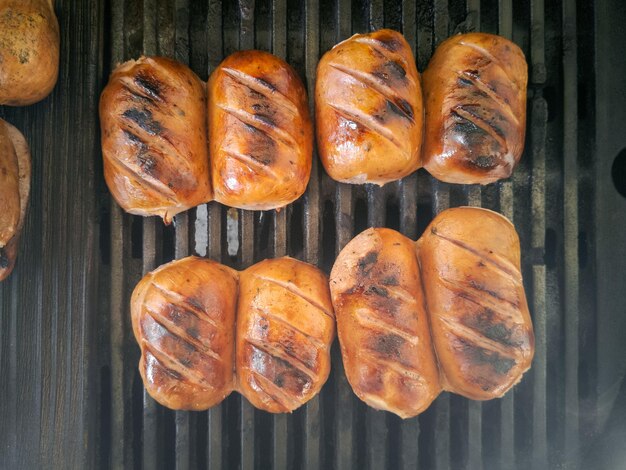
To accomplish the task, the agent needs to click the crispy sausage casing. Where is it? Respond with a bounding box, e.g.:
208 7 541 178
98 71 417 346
131 257 238 410
417 207 534 400
0 0 60 105
208 50 312 210
316 29 423 185
237 258 335 412
0 119 31 282
100 57 211 223
330 228 441 418
422 33 528 184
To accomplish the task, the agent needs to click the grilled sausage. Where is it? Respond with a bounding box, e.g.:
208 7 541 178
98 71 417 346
100 56 211 223
0 119 31 282
0 0 59 105
416 207 534 400
131 257 238 410
237 257 335 413
316 29 423 185
208 50 312 210
330 228 441 418
422 33 528 184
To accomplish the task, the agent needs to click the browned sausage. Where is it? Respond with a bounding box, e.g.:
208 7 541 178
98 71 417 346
416 207 534 400
131 257 238 410
422 33 528 184
208 50 312 210
100 57 211 223
330 228 441 418
0 0 59 105
236 257 335 413
0 119 31 282
316 29 423 185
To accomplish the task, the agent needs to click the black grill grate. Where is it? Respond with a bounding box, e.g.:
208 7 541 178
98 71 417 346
1 0 625 469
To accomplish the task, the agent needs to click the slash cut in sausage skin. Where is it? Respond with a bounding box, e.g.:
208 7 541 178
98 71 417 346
131 257 239 411
100 57 211 224
131 256 334 413
330 228 441 418
417 207 534 400
316 29 423 185
208 50 313 210
237 258 335 413
422 33 528 184
0 119 31 282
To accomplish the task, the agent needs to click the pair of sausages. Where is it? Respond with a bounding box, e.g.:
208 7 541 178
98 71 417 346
131 256 334 412
316 29 527 185
330 207 534 418
100 52 312 223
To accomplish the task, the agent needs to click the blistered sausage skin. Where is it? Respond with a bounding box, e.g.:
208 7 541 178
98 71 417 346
131 257 238 410
417 207 534 400
237 258 335 413
330 228 441 418
422 33 528 184
100 57 211 223
208 50 313 210
316 29 423 185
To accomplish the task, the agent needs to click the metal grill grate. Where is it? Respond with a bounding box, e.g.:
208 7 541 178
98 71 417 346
1 0 625 469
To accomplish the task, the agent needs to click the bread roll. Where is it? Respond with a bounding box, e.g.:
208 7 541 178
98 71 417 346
208 50 312 210
237 257 335 412
417 207 534 399
100 56 211 223
422 33 528 184
330 228 441 418
0 119 31 282
0 0 59 105
131 257 238 410
316 29 423 185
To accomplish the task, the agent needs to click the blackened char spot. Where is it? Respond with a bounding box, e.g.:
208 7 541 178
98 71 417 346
468 280 518 306
381 275 399 286
134 72 163 100
123 130 146 148
457 77 473 87
187 297 205 312
376 35 403 52
0 248 9 269
137 154 157 175
471 155 497 169
372 61 407 83
163 367 183 380
256 77 277 92
370 333 405 359
122 108 162 135
366 285 389 298
464 308 518 347
254 114 276 127
273 375 285 387
386 99 414 121
179 357 193 367
186 327 200 339
357 251 379 275
456 337 516 375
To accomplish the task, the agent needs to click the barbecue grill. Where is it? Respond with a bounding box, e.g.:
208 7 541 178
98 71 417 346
1 0 625 468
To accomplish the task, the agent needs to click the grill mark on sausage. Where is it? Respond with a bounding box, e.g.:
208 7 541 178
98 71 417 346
352 308 419 346
252 305 327 350
150 282 220 330
222 149 281 181
352 36 412 72
246 369 301 411
328 63 414 122
456 70 519 126
451 106 508 152
142 341 217 390
221 67 299 116
437 315 519 359
134 72 164 101
218 104 299 148
328 103 404 151
122 108 163 135
463 308 522 348
357 250 379 275
245 340 317 382
142 303 223 363
251 273 334 319
452 336 517 376
358 350 426 385
457 41 517 88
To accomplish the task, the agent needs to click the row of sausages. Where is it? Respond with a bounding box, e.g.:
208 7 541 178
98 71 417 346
132 207 534 418
101 29 527 223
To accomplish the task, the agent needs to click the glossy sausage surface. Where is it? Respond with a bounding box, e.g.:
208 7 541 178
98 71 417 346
330 228 441 418
316 29 423 185
131 257 238 410
417 207 534 399
422 33 527 184
208 50 312 210
100 56 211 223
237 257 335 412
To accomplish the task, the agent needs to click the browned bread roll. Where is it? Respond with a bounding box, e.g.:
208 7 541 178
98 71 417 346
208 50 312 210
0 0 59 105
315 29 423 185
417 207 534 400
131 257 238 410
100 56 211 223
0 119 31 282
422 33 528 184
237 257 335 413
329 228 441 418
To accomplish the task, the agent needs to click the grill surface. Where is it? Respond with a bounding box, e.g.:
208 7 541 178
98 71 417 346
1 0 626 469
